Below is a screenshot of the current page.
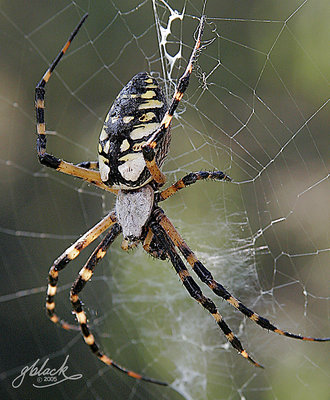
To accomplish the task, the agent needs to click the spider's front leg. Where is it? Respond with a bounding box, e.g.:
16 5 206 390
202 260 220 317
46 212 117 330
155 209 330 344
149 214 262 367
68 223 167 386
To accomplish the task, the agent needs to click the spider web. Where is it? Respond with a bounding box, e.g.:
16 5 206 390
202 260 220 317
0 1 329 399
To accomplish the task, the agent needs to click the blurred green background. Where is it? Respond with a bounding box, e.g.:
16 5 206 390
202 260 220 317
0 1 329 399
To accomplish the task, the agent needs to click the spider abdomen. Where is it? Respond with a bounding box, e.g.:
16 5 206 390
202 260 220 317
99 72 169 189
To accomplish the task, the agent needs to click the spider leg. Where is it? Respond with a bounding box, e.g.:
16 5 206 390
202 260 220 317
150 218 262 367
35 14 117 194
159 170 231 201
46 212 117 331
142 16 205 184
75 161 99 170
142 228 154 253
155 209 330 343
143 228 167 259
70 224 168 386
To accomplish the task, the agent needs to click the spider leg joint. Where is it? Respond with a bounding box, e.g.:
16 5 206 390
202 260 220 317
141 144 154 161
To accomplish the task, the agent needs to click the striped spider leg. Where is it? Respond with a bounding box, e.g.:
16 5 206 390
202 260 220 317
46 211 167 386
35 13 117 195
158 170 232 201
150 208 330 365
69 223 167 386
75 161 99 170
149 212 262 367
142 16 206 184
46 212 117 330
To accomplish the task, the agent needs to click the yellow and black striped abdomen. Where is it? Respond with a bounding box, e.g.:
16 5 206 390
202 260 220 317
98 72 169 189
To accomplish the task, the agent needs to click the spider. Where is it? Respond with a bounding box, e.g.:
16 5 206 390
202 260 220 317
36 14 329 386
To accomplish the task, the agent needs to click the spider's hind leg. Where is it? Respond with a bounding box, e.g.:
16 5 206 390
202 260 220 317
75 161 99 170
35 14 117 194
142 16 205 184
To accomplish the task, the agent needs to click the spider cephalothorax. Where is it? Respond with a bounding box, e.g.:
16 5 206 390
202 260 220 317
115 184 154 246
35 13 329 387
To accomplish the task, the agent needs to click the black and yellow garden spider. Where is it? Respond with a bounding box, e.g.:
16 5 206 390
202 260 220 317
36 14 329 386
